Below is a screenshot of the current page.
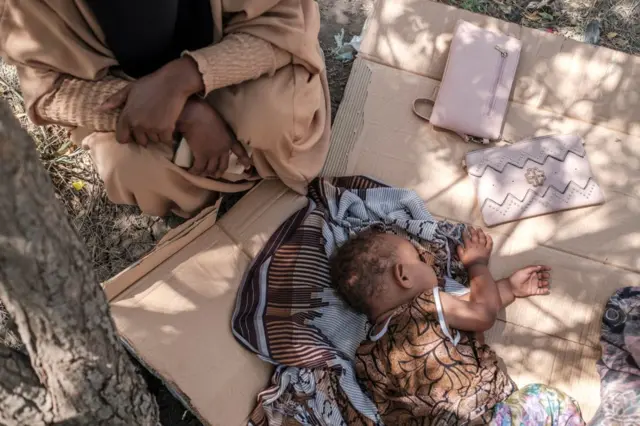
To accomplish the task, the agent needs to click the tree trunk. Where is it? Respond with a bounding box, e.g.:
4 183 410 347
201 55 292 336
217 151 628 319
0 100 159 425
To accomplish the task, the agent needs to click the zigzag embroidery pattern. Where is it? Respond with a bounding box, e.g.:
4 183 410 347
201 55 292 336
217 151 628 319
481 177 598 212
467 141 586 177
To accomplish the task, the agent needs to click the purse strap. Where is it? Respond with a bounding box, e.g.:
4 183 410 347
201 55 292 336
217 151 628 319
412 86 490 145
411 97 435 122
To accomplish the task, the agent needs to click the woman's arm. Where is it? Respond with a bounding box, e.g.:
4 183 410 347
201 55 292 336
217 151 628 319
94 33 291 146
182 33 291 96
35 74 128 131
32 30 290 132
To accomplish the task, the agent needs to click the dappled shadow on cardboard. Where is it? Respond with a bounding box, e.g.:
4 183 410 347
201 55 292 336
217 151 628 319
344 0 640 268
361 0 639 136
107 237 269 422
359 0 640 199
343 66 640 271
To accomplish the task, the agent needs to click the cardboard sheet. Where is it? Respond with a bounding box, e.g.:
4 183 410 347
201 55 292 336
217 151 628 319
105 180 307 425
357 0 640 137
321 0 640 419
103 1 640 424
110 226 265 426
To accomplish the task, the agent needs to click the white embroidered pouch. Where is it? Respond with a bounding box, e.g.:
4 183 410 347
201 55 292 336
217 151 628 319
465 134 605 227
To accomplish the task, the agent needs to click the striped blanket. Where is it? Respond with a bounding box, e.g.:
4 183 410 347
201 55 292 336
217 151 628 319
232 177 469 425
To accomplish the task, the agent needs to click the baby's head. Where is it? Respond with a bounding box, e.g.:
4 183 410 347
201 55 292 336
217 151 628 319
330 230 439 319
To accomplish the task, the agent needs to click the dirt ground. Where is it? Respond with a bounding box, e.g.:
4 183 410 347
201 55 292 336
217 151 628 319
0 0 638 424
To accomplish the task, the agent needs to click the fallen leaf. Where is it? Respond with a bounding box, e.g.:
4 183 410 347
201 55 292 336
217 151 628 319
538 11 554 20
583 20 601 45
607 32 618 39
55 140 73 156
72 180 85 191
500 5 512 14
526 0 552 9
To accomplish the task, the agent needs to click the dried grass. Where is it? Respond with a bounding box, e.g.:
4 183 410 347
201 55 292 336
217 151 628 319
441 0 639 54
0 60 164 283
0 301 21 349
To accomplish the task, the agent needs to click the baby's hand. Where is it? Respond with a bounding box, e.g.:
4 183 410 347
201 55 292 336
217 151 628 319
508 265 551 297
457 226 493 267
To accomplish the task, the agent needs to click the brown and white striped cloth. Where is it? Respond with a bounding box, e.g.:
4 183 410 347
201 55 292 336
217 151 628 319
232 176 469 425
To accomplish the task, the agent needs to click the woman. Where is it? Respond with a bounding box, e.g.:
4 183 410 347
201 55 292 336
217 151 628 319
0 0 330 217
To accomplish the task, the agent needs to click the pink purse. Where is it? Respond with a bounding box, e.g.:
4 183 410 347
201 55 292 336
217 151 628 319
464 134 605 226
413 20 522 143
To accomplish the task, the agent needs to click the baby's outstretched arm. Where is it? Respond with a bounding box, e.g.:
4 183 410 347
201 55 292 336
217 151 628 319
439 290 498 332
442 264 552 332
458 266 552 307
439 227 501 332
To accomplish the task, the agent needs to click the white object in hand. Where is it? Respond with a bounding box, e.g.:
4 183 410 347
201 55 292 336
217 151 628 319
173 138 193 169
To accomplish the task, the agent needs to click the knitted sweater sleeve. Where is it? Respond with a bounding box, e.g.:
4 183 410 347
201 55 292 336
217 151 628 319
34 33 289 129
35 76 128 131
182 32 291 96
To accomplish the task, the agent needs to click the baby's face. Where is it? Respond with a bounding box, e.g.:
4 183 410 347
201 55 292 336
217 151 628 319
385 234 439 293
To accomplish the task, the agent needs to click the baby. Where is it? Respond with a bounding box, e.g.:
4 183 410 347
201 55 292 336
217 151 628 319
330 227 552 425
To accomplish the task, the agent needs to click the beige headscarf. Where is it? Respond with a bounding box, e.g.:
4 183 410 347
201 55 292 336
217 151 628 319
0 0 324 122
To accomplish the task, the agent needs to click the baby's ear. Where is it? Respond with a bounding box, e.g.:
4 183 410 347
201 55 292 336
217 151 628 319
393 264 413 289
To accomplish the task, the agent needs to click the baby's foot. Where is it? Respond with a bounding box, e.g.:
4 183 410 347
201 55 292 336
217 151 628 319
508 265 551 297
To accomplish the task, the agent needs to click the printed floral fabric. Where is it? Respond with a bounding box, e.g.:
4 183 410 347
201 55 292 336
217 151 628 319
491 384 585 426
589 287 640 426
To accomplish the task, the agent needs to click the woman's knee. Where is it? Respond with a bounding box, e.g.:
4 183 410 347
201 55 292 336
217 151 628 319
211 64 326 151
82 132 161 207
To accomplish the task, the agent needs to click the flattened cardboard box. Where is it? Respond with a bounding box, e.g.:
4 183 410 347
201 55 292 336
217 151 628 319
104 1 640 424
322 0 640 420
104 180 307 426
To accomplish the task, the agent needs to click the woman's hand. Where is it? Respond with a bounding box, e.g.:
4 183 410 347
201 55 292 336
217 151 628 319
457 226 493 267
101 57 204 146
177 98 251 178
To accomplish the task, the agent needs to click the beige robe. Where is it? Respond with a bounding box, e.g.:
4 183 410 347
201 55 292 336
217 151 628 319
0 0 330 217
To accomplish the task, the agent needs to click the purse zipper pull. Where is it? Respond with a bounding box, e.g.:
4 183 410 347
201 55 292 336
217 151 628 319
494 45 508 57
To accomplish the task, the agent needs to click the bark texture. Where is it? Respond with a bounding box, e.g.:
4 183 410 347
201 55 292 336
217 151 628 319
0 99 159 425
